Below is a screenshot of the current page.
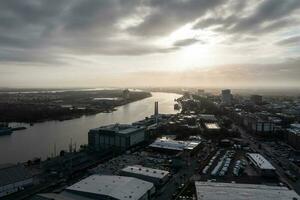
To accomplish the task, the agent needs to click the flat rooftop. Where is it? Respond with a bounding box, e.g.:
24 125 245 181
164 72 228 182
66 175 154 200
0 164 32 187
199 114 217 122
247 153 275 170
195 182 300 200
90 124 144 135
149 137 200 151
121 165 169 179
204 123 220 130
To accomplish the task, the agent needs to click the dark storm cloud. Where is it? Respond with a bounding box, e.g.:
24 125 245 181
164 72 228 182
194 0 300 35
0 0 299 64
276 35 300 46
127 0 225 36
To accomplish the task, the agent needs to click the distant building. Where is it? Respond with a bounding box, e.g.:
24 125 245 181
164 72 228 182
198 114 218 123
88 124 145 152
287 123 300 150
35 175 155 200
246 153 276 177
195 182 300 200
250 95 263 105
123 89 130 99
120 165 170 187
203 123 221 134
242 113 275 136
0 164 33 197
221 89 232 105
197 89 205 95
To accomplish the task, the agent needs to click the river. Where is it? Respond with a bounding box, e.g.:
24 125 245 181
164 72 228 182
0 92 181 164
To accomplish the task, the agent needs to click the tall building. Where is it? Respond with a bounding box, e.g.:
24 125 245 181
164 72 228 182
221 89 232 105
88 124 145 152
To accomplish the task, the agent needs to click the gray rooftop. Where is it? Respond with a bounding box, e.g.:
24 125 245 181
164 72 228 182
149 137 200 151
90 124 144 135
0 164 32 187
247 153 275 170
195 182 300 200
66 175 154 200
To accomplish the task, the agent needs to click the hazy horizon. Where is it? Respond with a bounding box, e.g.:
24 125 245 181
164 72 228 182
0 0 300 88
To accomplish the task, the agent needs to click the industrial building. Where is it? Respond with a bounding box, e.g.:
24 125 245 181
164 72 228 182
35 175 155 200
0 164 33 197
195 182 300 200
149 137 200 151
120 165 170 187
88 124 145 152
149 137 201 154
246 153 276 177
242 113 275 136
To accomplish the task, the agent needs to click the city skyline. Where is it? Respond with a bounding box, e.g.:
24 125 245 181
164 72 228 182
0 0 300 88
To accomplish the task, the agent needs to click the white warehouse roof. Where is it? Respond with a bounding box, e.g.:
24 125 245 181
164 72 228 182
121 165 169 179
149 138 200 151
195 182 300 200
247 153 275 170
66 175 154 200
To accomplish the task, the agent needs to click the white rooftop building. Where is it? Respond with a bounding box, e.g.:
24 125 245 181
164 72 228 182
149 137 200 152
195 182 300 200
247 153 276 177
35 175 155 200
120 165 170 186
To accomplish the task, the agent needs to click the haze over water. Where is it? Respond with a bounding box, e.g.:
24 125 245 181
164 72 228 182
0 92 180 164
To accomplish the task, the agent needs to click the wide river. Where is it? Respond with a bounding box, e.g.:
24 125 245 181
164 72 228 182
0 92 181 164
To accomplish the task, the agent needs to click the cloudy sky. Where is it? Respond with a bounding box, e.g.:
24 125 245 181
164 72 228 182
0 0 300 88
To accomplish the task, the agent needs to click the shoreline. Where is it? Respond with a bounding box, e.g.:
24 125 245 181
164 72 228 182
7 94 152 125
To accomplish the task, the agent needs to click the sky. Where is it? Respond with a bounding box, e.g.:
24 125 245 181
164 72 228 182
0 0 300 88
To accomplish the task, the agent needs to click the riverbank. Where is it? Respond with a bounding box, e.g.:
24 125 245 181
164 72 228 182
0 92 181 165
0 89 151 123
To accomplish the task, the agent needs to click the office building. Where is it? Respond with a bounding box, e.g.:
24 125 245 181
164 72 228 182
221 89 232 105
88 124 145 151
195 182 300 200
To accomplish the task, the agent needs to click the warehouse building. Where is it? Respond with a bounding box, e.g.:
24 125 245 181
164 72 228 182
35 175 155 200
195 182 300 200
0 164 33 197
88 124 145 152
149 137 201 154
246 153 276 177
120 165 170 187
